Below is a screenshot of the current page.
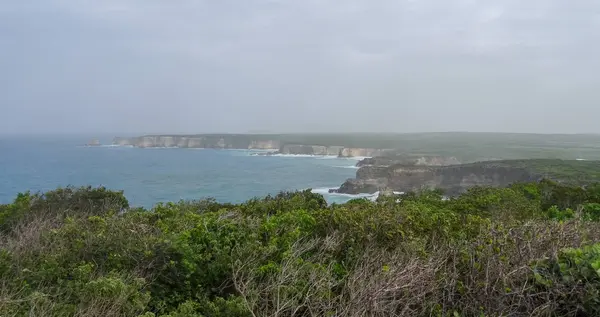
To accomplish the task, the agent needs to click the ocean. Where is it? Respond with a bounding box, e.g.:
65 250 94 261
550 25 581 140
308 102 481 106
0 135 374 208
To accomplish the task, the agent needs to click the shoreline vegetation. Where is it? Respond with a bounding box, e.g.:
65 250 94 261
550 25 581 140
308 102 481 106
4 180 600 316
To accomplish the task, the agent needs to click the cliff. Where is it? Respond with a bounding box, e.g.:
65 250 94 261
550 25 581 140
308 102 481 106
113 133 600 161
273 145 391 157
339 148 391 158
277 145 344 156
355 155 461 167
113 136 281 150
112 135 393 157
333 159 600 195
85 139 101 146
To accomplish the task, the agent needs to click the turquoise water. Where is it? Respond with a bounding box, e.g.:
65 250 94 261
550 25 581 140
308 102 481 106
0 136 369 208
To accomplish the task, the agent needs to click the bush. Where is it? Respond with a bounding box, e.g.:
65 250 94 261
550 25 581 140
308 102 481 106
2 183 600 316
0 186 129 234
531 243 600 316
583 203 600 222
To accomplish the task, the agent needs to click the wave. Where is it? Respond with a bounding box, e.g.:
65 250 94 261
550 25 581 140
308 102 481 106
222 148 275 152
247 149 279 152
340 156 371 161
311 187 379 201
264 154 330 158
312 188 406 203
334 165 360 169
140 146 185 149
79 144 133 148
253 154 369 160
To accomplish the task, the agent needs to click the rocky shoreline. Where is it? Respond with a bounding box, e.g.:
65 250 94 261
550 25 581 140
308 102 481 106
330 163 538 196
113 135 600 197
331 158 600 196
354 155 461 167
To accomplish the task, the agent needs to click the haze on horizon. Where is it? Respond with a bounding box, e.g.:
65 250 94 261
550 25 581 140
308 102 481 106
1 1 599 135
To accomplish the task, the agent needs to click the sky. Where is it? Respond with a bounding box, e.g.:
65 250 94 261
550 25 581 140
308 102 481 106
1 0 599 135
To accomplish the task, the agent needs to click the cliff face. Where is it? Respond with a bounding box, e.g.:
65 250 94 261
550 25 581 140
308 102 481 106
356 155 461 167
113 137 133 146
86 139 101 146
113 136 281 150
112 135 391 157
339 148 392 158
249 140 281 150
335 162 543 195
278 145 344 156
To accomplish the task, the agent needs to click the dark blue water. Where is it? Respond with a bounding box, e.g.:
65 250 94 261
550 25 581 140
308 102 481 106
0 136 369 208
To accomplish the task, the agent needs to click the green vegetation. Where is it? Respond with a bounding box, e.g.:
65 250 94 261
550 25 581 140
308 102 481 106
508 159 600 182
3 182 600 316
451 159 600 183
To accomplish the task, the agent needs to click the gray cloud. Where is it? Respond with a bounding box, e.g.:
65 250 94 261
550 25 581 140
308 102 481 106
1 0 599 134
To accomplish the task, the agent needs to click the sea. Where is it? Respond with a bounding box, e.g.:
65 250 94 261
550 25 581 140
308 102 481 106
0 135 376 208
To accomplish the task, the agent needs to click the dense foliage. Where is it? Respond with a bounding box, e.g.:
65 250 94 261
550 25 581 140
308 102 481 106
3 181 600 316
494 159 600 183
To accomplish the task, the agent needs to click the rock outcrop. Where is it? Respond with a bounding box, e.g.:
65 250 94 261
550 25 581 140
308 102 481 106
85 139 101 146
249 140 281 150
339 148 392 158
278 145 344 156
356 155 461 167
113 136 281 150
332 161 549 195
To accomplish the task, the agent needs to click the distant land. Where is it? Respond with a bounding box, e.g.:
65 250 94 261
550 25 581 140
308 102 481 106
112 133 600 197
113 132 600 162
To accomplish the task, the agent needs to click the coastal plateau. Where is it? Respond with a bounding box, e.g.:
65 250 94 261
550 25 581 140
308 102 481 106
333 159 600 195
112 135 391 157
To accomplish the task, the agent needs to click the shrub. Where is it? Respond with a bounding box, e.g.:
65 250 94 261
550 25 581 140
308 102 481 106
2 183 600 316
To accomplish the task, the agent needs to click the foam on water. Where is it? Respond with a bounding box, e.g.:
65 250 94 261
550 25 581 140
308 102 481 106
334 165 360 169
129 146 183 149
311 187 380 203
249 153 370 161
78 144 125 148
264 154 327 158
311 188 408 204
342 156 371 161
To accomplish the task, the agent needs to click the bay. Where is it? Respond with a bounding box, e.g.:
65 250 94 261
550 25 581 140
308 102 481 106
0 135 368 208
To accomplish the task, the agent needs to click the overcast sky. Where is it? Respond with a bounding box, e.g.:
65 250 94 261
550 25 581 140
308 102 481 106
1 0 599 134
